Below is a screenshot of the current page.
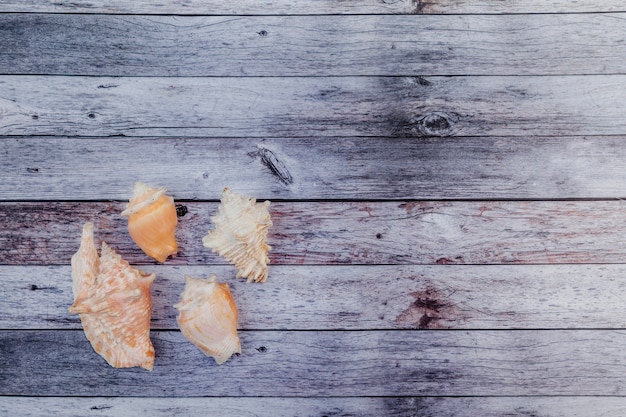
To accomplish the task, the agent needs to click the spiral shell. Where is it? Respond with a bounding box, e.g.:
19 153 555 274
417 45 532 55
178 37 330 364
174 275 241 365
69 222 156 371
202 188 272 283
121 182 178 263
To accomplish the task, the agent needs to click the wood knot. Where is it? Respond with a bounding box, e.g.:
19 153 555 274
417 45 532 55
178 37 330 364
413 112 453 136
395 288 457 329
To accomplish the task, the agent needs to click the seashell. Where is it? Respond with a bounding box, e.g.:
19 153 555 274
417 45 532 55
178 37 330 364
69 222 156 371
121 181 178 263
174 275 241 365
202 188 272 283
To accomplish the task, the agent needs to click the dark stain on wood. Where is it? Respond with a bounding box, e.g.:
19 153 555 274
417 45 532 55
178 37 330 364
175 204 188 217
396 287 457 329
413 76 432 86
90 404 113 410
249 147 293 185
411 0 436 14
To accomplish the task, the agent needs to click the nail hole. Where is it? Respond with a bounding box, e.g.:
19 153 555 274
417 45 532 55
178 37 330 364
376 233 383 239
258 30 268 37
256 346 267 353
88 112 96 119
175 205 188 217
31 115 39 120
29 284 38 291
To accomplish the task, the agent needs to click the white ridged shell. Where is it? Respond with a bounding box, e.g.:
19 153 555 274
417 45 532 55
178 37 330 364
202 188 272 283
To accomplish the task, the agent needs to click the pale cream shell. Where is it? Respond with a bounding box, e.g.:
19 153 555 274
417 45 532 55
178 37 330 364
69 222 156 371
174 275 241 365
202 188 272 283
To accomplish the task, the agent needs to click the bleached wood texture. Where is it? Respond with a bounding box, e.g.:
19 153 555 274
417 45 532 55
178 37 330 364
3 329 626 396
0 0 623 14
4 264 626 330
4 136 626 201
1 0 624 413
5 396 626 417
1 75 625 137
2 14 625 76
2 200 626 266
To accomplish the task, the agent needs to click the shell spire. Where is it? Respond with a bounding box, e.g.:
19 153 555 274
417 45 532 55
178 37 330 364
121 181 178 263
202 188 272 283
174 275 241 365
69 222 156 371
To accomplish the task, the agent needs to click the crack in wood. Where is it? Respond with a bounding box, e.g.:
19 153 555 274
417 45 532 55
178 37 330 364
249 147 293 186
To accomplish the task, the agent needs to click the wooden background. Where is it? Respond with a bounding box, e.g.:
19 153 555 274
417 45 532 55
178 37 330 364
2 1 626 415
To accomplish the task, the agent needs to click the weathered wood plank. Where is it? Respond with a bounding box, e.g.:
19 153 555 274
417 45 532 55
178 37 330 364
2 14 625 76
1 75 625 137
5 136 626 201
0 0 623 14
2 201 626 266
4 396 626 417
3 329 626 396
4 264 626 331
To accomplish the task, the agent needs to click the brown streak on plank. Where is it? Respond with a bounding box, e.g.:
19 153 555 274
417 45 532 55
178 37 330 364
2 201 626 266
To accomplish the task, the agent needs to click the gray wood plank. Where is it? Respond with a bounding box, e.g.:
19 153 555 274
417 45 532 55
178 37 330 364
1 75 625 137
4 396 626 417
5 136 626 201
2 14 625 76
2 200 626 266
2 329 626 396
0 0 622 14
4 264 626 331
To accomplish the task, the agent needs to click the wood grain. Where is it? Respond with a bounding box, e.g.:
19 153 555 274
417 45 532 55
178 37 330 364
4 264 626 331
4 136 626 201
2 14 625 76
0 0 622 14
2 75 625 137
4 396 626 417
2 200 626 266
3 329 626 396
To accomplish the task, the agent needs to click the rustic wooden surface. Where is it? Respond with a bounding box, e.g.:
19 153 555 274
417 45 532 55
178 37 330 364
1 0 625 415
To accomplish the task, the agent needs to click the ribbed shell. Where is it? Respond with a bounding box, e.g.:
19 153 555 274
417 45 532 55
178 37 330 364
174 275 241 365
121 182 178 263
202 188 272 283
69 222 156 371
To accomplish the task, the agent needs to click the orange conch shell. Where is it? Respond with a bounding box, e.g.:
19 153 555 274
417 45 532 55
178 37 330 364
174 275 241 365
121 182 178 263
202 188 272 283
69 222 156 371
